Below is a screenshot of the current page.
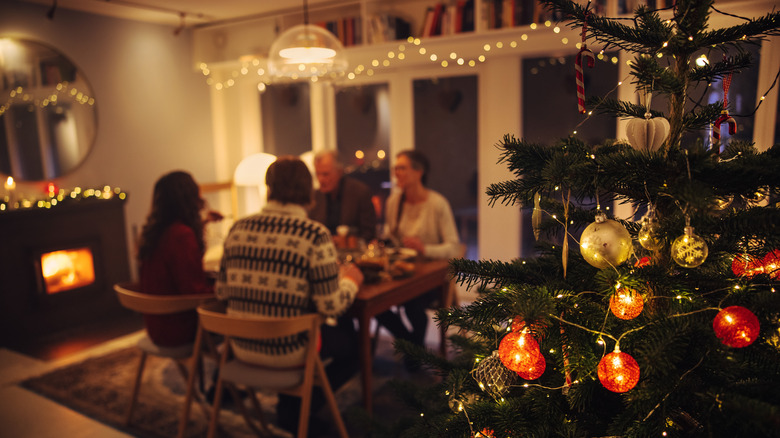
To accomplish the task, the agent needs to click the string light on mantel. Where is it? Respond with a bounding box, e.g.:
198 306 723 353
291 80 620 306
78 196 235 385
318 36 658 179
199 24 582 89
0 185 126 213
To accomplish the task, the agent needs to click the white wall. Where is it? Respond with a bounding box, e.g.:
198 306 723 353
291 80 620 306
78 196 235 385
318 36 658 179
1 1 215 278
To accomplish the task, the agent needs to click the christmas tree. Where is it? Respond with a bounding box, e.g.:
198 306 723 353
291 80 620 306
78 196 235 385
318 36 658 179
392 1 780 437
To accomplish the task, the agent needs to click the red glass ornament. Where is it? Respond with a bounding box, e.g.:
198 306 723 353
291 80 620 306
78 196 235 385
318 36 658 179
597 351 640 393
731 253 762 278
609 287 644 320
516 352 546 380
713 306 760 348
498 331 541 373
762 250 780 280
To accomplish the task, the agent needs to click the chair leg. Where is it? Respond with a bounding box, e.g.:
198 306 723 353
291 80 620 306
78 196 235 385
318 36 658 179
178 326 207 438
316 357 349 438
125 350 147 426
245 387 272 434
206 376 225 438
226 383 268 438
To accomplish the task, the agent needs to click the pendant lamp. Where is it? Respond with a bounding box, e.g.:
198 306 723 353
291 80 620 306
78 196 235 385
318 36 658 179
268 0 347 79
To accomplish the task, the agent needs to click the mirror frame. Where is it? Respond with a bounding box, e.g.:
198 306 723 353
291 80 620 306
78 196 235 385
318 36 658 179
0 37 98 182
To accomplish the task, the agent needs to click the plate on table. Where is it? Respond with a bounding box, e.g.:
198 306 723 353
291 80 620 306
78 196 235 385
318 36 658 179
386 247 418 261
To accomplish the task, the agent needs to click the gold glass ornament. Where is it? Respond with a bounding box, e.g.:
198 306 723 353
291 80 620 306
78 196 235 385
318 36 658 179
637 214 663 251
671 226 708 268
579 212 633 269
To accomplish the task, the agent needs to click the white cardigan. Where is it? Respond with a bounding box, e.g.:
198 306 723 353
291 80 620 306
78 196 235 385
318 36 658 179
383 188 461 260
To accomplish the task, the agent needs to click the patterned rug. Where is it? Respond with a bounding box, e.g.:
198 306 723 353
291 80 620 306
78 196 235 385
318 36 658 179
19 340 422 438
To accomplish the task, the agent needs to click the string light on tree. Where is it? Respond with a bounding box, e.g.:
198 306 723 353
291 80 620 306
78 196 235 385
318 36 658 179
713 306 760 348
761 249 780 279
516 351 546 380
498 330 542 373
731 253 762 278
597 348 640 393
610 284 644 320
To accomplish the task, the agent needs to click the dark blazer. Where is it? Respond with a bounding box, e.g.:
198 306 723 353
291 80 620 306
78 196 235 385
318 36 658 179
310 176 377 241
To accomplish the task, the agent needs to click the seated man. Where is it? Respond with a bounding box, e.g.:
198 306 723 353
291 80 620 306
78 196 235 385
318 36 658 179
309 150 378 244
215 156 364 436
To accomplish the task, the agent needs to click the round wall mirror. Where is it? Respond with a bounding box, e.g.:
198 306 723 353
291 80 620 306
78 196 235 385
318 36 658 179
0 38 97 182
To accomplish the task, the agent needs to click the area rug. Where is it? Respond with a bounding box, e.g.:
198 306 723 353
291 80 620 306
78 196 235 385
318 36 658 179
20 347 289 437
19 344 415 438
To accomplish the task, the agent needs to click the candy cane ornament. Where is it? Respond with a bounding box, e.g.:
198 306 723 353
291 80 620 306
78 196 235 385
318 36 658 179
576 16 595 114
711 69 737 145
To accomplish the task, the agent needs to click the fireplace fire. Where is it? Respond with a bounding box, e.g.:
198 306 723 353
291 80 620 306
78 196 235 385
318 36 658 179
39 247 96 294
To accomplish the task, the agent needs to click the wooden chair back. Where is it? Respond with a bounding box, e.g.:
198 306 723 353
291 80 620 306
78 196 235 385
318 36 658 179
197 301 321 341
114 282 212 315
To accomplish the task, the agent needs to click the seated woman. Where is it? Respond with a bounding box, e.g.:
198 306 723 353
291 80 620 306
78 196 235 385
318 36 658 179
377 149 461 350
137 170 220 347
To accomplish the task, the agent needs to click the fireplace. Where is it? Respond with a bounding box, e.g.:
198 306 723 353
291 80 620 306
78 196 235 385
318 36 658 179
0 195 131 348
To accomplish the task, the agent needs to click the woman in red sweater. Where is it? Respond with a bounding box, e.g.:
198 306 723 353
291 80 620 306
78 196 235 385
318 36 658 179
137 171 219 347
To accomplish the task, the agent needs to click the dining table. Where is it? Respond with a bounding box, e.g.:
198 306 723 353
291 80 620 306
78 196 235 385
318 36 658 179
350 257 452 413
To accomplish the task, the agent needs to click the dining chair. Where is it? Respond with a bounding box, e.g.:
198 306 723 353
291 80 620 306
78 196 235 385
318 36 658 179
179 301 349 438
113 282 214 426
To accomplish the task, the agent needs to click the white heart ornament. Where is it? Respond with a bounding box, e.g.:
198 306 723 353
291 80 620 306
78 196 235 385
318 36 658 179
626 114 670 151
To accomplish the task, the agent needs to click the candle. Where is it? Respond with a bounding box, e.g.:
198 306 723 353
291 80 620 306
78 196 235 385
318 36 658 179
4 176 15 191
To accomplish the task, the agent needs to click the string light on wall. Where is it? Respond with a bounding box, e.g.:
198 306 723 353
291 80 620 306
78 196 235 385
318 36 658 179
199 23 585 90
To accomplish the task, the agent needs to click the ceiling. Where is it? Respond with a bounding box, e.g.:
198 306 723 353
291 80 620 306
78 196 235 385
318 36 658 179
16 0 349 29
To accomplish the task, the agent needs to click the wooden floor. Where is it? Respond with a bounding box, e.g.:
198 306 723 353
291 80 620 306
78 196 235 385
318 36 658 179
11 312 144 361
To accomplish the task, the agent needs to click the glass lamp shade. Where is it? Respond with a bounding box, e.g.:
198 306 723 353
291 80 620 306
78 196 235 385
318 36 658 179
268 24 348 79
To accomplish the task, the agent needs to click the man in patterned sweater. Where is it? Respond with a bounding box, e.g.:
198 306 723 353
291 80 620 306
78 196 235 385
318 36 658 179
216 156 364 435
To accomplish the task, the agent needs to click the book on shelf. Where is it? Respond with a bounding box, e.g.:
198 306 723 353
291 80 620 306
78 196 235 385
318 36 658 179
367 14 412 43
421 0 477 37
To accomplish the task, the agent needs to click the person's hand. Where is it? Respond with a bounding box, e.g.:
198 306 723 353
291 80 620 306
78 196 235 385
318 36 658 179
401 236 425 255
204 210 224 223
340 262 364 287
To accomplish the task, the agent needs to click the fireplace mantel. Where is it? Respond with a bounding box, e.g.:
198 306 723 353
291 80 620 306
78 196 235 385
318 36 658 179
0 196 132 348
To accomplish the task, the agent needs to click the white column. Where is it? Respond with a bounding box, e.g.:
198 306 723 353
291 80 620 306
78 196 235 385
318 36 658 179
478 57 522 261
310 81 337 152
754 36 780 152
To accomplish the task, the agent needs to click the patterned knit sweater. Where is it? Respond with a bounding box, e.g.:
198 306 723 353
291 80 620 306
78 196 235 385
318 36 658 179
215 201 358 368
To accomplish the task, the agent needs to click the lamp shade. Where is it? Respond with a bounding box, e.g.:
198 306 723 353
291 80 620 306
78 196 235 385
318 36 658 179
234 153 277 213
234 152 277 187
268 24 347 79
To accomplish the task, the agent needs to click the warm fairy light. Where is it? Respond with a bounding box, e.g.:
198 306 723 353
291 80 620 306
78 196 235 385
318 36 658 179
598 349 640 392
377 149 386 159
610 286 644 320
713 306 760 347
355 150 365 160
